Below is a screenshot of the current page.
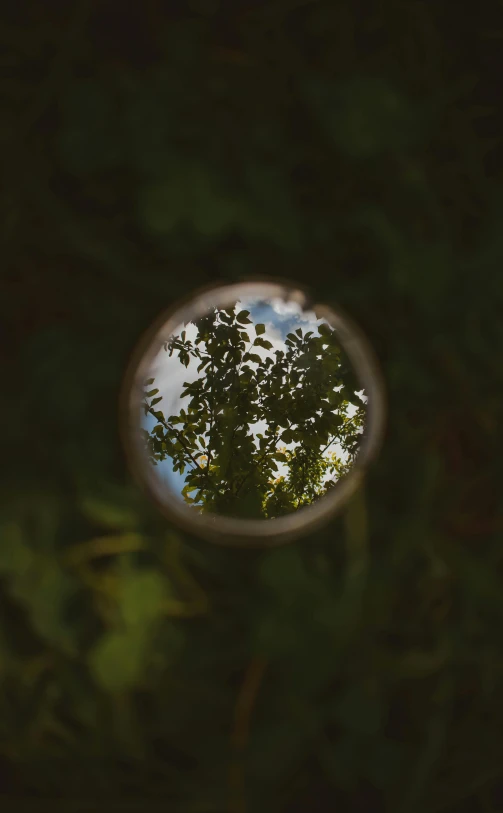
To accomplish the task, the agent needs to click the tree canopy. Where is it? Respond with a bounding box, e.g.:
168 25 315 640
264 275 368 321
141 304 366 519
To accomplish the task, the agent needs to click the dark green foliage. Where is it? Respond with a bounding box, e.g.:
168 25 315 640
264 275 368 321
143 307 363 518
1 0 503 810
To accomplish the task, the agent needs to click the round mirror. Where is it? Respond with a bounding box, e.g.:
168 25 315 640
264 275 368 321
121 280 385 546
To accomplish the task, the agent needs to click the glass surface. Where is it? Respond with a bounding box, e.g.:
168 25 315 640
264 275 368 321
128 287 372 523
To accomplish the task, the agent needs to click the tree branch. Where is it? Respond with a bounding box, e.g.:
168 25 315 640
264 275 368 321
320 435 339 456
222 318 258 480
205 357 216 483
233 426 280 497
145 404 205 472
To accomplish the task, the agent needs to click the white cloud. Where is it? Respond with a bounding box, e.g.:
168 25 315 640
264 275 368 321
262 322 283 343
270 299 302 317
269 297 320 324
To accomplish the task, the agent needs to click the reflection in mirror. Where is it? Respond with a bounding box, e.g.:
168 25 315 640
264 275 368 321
139 294 368 521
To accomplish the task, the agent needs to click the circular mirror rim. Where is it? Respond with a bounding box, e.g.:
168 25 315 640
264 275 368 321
119 277 386 547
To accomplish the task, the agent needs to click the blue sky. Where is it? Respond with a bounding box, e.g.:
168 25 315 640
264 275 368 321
141 296 366 501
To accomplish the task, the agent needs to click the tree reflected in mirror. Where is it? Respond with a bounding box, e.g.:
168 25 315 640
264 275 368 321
140 299 367 520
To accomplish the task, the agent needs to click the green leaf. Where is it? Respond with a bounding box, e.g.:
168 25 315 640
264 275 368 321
328 389 343 406
10 558 77 653
255 338 273 350
236 310 251 324
146 389 159 397
118 569 167 627
88 629 148 692
80 493 139 530
232 487 264 519
151 397 162 406
145 378 155 385
240 332 250 342
255 323 266 335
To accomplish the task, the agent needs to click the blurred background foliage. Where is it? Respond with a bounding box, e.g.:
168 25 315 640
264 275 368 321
1 0 503 810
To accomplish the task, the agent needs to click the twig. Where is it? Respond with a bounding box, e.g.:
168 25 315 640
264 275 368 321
146 404 204 472
233 427 280 497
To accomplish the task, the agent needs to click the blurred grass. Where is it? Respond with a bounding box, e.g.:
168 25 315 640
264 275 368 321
1 0 503 811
